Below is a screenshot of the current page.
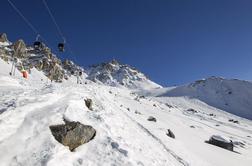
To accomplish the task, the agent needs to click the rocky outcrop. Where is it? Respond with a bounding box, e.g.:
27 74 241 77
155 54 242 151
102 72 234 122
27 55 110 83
0 33 8 43
0 33 85 82
62 59 83 75
49 119 96 151
86 60 161 89
13 39 27 58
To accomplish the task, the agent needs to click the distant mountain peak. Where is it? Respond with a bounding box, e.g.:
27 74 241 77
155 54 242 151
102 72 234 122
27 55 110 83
162 76 252 120
86 59 161 90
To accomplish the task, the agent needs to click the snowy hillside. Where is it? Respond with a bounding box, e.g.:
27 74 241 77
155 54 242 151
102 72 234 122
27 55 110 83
158 77 252 120
1 58 252 166
1 34 252 166
86 59 161 90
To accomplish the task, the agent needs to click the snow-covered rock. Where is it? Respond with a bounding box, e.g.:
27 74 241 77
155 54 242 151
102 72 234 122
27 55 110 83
208 135 234 151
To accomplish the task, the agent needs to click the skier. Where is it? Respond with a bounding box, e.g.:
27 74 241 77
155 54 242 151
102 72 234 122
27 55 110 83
21 67 28 79
77 71 83 84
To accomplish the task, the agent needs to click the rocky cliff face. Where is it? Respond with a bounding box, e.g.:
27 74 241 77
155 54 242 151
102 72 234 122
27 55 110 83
0 33 9 43
86 59 161 90
0 33 83 82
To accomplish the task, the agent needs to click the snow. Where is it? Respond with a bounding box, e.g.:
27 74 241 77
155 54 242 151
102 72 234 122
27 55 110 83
0 59 252 166
210 135 231 143
159 77 252 120
86 60 161 90
0 41 11 47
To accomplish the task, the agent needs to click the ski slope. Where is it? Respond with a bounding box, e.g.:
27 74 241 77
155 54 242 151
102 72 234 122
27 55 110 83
0 59 252 166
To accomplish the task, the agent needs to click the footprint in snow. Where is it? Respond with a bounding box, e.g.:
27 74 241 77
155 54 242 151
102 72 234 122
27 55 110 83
111 142 128 157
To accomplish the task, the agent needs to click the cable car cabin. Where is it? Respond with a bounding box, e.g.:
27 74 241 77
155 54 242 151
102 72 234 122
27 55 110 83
58 43 65 52
34 41 42 50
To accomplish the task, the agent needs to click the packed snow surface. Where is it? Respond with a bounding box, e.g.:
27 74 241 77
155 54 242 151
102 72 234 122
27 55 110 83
0 59 252 166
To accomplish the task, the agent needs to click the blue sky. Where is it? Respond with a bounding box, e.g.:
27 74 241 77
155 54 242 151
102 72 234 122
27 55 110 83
2 0 252 86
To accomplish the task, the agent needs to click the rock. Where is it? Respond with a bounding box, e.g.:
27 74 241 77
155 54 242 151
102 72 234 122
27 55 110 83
48 64 64 82
134 97 140 102
127 108 130 111
84 98 93 110
229 119 239 124
206 135 234 151
111 59 119 65
0 33 8 43
134 110 141 115
209 113 215 116
49 119 96 151
186 108 198 113
153 104 157 107
147 116 156 122
166 129 175 139
165 103 173 108
13 39 27 58
233 141 246 148
233 120 239 124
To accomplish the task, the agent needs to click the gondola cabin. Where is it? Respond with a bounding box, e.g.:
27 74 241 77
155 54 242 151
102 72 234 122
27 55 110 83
58 43 64 52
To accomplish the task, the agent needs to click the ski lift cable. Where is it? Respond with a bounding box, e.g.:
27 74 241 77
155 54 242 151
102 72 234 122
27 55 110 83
41 0 65 42
7 0 38 35
7 0 52 48
41 0 78 62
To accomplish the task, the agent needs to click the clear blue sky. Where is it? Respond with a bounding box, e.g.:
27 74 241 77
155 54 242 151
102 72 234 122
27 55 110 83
2 0 252 86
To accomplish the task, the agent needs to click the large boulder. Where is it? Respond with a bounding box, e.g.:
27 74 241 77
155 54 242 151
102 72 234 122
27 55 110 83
0 33 8 43
49 119 96 151
207 135 234 151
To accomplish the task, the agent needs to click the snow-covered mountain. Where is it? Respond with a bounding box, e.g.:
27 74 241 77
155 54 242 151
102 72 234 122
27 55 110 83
158 77 252 120
0 33 85 83
0 33 252 166
86 59 161 90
